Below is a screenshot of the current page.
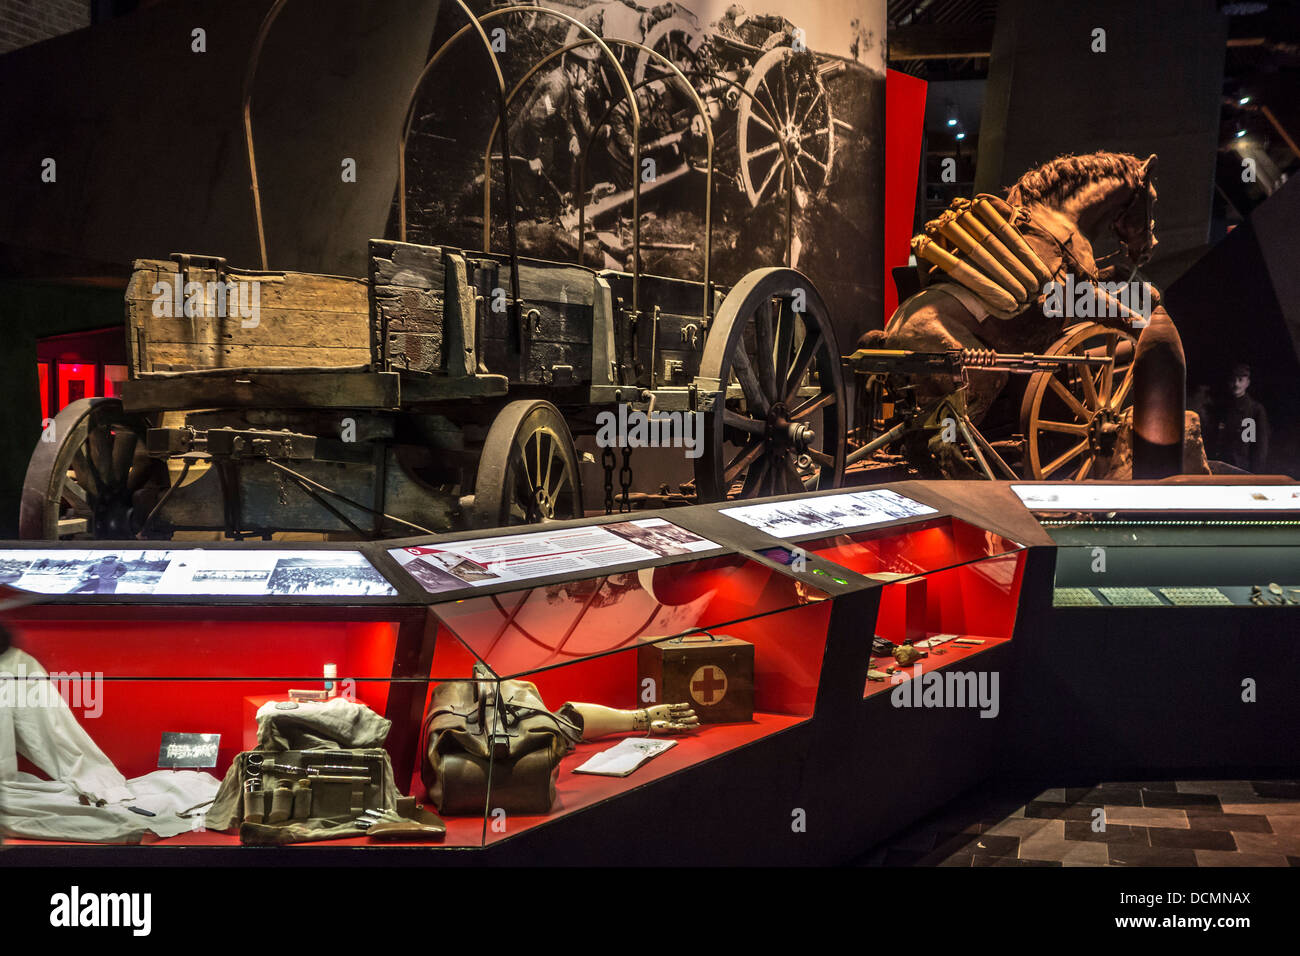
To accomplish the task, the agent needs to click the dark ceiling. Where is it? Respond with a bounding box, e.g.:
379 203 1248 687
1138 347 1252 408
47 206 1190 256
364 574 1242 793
888 0 1300 219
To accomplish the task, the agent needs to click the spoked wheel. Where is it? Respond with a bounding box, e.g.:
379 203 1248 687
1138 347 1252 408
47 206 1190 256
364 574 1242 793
737 47 834 208
694 268 846 501
633 17 708 84
20 397 170 540
472 400 584 528
1019 322 1137 480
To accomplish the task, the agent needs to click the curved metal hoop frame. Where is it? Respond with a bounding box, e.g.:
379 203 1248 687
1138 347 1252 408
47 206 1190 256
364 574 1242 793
242 0 520 276
484 37 714 320
398 5 638 313
242 0 291 269
578 40 713 319
395 0 525 323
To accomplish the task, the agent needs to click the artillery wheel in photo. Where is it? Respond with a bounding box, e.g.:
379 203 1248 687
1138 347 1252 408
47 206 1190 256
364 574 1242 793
472 400 584 528
20 397 171 540
694 268 846 501
1019 322 1137 480
737 46 835 208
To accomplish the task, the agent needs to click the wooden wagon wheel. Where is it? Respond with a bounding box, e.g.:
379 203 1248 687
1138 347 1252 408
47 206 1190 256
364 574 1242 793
633 16 707 84
695 268 846 501
472 400 584 528
20 397 170 540
737 46 834 208
1019 322 1137 480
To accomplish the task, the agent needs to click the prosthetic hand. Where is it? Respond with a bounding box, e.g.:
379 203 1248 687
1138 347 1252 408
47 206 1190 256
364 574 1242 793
566 702 700 739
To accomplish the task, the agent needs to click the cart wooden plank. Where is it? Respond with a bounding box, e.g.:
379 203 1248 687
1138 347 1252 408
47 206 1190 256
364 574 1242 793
120 370 402 412
126 258 371 374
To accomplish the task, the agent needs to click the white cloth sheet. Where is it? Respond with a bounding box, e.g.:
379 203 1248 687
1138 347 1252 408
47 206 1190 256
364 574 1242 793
0 647 219 842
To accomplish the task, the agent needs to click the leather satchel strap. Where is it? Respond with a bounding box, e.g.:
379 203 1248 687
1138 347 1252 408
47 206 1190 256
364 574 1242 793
421 677 582 764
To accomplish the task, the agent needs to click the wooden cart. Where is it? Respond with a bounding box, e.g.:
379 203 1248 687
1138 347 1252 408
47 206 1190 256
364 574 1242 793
19 2 848 542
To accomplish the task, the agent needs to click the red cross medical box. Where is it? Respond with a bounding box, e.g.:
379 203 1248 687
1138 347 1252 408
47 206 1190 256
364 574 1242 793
637 633 754 724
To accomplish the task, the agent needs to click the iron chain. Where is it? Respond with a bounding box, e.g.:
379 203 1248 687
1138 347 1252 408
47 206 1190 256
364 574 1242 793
602 447 616 515
619 447 633 513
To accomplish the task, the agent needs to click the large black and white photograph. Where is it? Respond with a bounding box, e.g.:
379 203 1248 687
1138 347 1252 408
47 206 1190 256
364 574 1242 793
0 550 173 595
163 551 398 596
399 0 885 342
0 549 397 597
603 517 716 555
720 488 937 537
262 555 398 596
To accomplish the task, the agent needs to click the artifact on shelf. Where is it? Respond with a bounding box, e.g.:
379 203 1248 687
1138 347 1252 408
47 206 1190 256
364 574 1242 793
206 698 412 845
892 641 926 667
421 665 701 815
638 632 754 724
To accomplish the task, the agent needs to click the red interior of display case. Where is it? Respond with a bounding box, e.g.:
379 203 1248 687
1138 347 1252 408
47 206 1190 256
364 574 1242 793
57 362 95 408
794 517 1026 699
4 611 407 780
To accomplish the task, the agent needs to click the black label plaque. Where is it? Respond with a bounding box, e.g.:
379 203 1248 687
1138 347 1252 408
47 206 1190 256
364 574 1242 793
158 732 221 768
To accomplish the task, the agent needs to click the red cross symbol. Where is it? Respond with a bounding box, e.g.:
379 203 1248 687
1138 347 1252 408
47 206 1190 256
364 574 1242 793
690 665 727 705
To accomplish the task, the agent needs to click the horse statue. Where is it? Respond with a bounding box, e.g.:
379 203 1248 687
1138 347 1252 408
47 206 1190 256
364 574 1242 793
869 150 1164 473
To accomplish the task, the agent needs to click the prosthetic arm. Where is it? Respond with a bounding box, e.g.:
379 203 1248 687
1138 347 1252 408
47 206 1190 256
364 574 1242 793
565 702 700 739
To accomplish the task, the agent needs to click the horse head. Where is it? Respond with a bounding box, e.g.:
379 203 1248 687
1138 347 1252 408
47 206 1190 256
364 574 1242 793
1113 153 1159 268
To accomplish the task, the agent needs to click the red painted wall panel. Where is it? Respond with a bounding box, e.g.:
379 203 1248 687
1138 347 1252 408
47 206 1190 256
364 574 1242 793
884 69 928 321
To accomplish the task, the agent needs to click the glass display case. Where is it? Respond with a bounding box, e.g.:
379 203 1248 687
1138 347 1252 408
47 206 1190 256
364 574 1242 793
0 518 833 853
1012 482 1300 607
1008 480 1300 777
407 546 831 846
0 543 434 850
714 489 1027 699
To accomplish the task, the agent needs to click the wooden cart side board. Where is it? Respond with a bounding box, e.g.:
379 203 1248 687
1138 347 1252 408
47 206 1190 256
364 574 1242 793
369 240 448 374
443 251 478 377
591 274 616 387
126 258 370 374
372 240 604 384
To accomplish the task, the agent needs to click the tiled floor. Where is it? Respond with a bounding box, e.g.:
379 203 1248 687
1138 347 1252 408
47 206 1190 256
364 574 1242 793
855 780 1300 867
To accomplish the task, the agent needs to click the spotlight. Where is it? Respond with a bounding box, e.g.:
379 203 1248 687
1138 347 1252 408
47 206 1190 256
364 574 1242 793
1236 129 1247 138
1239 95 1251 105
955 132 966 140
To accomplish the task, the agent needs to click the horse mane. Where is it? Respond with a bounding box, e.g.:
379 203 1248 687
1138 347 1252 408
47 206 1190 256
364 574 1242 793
1006 151 1145 208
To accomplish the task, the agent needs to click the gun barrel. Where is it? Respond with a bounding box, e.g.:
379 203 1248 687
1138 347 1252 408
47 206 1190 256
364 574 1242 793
846 347 1113 375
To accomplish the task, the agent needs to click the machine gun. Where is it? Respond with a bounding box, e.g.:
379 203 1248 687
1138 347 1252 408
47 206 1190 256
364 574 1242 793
846 347 1113 386
845 347 1119 478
